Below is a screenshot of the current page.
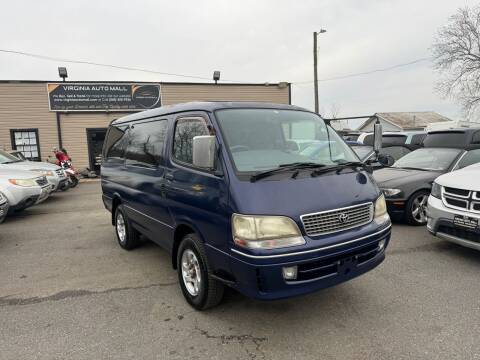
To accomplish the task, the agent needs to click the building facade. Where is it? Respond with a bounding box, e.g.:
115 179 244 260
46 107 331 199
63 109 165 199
0 81 290 171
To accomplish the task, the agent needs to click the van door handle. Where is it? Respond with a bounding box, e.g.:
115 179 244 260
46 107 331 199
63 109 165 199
165 173 174 181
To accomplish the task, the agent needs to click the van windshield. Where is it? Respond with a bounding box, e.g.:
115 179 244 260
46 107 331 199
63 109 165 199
215 108 358 173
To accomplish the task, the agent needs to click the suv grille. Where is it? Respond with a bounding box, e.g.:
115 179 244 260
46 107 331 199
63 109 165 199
301 203 373 236
55 169 65 177
36 176 48 187
442 187 480 213
438 225 479 242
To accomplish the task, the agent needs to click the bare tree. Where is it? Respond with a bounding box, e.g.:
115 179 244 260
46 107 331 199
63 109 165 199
432 6 480 120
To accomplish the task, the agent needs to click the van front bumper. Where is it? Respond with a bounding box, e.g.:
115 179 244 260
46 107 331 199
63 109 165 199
227 224 391 300
427 196 480 250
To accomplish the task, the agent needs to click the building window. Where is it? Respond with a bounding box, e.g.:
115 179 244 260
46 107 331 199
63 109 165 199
10 129 41 161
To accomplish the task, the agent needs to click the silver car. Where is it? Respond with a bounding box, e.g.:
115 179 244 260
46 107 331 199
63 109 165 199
0 190 9 223
0 150 68 192
0 168 51 215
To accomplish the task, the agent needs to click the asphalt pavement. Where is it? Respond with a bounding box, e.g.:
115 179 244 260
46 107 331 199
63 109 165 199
1 182 479 360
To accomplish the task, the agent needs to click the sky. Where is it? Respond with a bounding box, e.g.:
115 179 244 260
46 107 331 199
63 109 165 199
0 0 477 124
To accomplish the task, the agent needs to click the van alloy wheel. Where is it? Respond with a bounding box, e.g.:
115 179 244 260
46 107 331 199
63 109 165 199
411 194 428 224
116 213 127 244
181 249 202 296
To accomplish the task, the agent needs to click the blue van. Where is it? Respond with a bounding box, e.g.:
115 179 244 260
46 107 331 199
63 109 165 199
101 102 392 310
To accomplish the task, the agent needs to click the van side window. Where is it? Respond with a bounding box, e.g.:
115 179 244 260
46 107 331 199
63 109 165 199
104 125 129 159
125 120 168 167
173 117 209 165
456 149 480 169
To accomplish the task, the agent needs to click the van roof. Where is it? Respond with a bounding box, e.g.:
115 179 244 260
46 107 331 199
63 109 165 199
111 101 308 125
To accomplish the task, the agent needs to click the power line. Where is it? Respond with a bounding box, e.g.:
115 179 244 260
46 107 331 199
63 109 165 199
0 48 431 84
0 49 244 82
292 57 431 84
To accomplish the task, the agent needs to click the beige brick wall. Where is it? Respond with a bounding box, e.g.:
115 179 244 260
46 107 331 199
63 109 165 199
0 83 57 160
0 82 290 170
60 112 128 169
161 83 290 105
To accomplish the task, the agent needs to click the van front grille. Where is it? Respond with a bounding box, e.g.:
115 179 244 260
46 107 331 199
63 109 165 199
301 203 373 236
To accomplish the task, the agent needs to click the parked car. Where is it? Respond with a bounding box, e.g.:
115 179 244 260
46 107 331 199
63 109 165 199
8 150 27 161
0 168 51 214
0 149 68 192
427 163 480 249
360 131 426 149
351 143 413 168
374 128 480 225
101 102 392 310
0 190 9 223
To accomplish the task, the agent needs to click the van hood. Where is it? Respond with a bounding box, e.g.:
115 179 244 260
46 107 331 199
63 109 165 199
229 170 380 218
436 164 480 191
373 167 441 188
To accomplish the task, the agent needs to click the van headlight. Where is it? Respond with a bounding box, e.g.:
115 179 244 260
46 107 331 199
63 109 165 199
431 182 441 199
232 214 305 250
374 194 388 219
9 178 38 187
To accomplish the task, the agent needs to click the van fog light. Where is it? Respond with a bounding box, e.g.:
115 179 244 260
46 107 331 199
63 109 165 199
378 239 386 251
282 266 298 280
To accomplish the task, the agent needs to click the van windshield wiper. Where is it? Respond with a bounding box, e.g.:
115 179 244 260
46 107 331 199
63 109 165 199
311 161 365 177
250 162 327 182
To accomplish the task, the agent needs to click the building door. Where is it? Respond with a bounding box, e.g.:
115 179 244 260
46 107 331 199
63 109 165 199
86 128 107 174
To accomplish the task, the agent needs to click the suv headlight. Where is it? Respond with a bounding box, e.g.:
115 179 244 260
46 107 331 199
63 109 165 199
30 169 54 177
431 182 441 199
9 178 37 187
232 214 305 250
381 188 402 197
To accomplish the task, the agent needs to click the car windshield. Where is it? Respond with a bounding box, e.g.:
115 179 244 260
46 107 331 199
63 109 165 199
392 148 462 171
0 149 23 164
215 108 359 173
352 146 373 160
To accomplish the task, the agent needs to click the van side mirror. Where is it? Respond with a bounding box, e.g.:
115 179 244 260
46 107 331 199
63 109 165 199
373 121 383 153
193 135 216 169
378 153 395 167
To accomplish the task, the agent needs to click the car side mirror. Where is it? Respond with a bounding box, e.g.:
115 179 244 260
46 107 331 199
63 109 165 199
378 153 395 167
373 121 383 153
193 135 216 169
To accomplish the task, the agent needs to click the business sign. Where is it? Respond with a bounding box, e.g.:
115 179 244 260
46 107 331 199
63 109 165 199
47 83 161 111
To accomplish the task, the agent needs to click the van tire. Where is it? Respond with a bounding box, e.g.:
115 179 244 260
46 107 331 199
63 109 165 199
114 205 140 250
177 234 224 310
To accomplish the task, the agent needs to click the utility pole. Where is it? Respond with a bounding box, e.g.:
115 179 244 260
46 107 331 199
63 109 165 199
313 29 326 114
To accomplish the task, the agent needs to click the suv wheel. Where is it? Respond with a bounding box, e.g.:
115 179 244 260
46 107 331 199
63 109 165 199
177 233 224 310
114 205 140 250
406 190 429 226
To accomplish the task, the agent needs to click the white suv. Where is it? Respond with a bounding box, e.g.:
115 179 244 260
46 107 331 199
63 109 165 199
0 168 51 215
0 150 68 191
427 163 480 249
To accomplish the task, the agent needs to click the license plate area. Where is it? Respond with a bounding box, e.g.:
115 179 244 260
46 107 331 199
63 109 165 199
453 215 478 230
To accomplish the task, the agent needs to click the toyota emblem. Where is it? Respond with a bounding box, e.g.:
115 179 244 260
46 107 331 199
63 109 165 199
338 213 349 224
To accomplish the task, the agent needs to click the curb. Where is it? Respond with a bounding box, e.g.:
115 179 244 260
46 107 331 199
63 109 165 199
79 178 101 183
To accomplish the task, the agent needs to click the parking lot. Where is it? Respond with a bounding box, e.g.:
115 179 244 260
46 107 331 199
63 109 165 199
0 182 479 360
